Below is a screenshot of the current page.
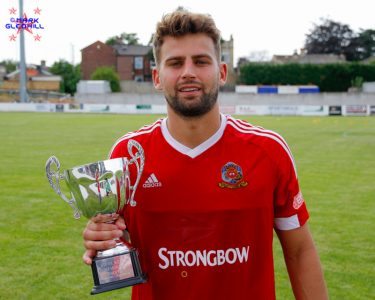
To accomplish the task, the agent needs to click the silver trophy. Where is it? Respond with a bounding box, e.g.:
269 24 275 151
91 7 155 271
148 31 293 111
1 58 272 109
45 139 147 294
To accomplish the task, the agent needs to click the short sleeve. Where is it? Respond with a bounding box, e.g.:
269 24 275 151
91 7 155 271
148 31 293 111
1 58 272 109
108 137 129 160
273 142 309 231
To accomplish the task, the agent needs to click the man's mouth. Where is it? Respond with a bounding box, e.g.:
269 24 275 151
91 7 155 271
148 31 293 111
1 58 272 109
177 84 203 96
179 87 200 92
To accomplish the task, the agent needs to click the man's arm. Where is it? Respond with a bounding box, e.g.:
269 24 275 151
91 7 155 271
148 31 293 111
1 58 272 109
276 223 328 300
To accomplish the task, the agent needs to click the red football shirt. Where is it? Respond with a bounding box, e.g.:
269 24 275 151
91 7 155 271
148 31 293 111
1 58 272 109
109 114 309 300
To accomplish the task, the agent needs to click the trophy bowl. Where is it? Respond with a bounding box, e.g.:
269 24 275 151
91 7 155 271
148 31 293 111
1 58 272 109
45 139 147 294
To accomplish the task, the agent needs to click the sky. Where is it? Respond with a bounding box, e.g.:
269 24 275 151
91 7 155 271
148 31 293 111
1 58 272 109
1 0 374 67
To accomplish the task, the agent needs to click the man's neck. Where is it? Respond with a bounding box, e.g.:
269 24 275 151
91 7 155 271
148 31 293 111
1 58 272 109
166 104 221 149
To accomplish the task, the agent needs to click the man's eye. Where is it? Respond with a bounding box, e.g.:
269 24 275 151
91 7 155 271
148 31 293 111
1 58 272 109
196 60 209 65
168 61 182 67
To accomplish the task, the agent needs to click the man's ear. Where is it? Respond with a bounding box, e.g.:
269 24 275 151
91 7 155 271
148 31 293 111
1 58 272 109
152 68 163 91
219 62 228 87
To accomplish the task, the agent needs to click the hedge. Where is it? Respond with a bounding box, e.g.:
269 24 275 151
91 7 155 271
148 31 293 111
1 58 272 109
239 63 375 92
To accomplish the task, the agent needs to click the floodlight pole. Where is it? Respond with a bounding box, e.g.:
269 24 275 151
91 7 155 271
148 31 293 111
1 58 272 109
19 0 29 103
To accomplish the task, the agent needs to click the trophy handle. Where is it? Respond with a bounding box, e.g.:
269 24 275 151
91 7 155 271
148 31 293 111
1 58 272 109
45 156 81 219
127 140 145 207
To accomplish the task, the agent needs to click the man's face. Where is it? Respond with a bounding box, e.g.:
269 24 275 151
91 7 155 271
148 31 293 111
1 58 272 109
153 33 227 117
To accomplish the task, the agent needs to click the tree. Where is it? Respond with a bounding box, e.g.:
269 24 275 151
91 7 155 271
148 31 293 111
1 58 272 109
91 66 120 92
304 18 356 58
147 33 154 46
50 60 81 95
0 59 18 73
304 20 375 61
146 48 155 63
354 29 375 61
106 33 139 45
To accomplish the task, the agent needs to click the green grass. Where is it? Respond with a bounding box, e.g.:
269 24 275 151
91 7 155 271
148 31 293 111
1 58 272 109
0 113 374 299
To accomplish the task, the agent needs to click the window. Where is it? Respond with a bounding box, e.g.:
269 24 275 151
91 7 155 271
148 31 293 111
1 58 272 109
134 57 143 70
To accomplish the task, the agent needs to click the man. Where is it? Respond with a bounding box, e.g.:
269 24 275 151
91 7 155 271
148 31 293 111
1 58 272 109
83 9 328 299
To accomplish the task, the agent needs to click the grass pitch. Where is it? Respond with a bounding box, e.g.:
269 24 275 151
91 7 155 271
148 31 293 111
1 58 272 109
0 113 374 299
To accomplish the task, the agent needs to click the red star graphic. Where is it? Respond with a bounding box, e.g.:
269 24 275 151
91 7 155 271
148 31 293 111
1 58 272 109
34 7 42 15
16 13 34 35
34 34 42 41
9 34 17 41
9 7 17 14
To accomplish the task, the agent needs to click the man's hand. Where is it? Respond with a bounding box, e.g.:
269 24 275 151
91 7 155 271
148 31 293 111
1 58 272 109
82 213 126 265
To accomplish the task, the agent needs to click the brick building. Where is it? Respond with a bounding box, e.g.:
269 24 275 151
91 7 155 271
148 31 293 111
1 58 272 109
81 41 153 82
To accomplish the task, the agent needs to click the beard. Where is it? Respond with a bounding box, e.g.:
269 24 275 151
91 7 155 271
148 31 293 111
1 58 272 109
165 84 219 118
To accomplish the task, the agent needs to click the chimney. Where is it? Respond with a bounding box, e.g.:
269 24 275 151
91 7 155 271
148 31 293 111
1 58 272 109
300 48 307 56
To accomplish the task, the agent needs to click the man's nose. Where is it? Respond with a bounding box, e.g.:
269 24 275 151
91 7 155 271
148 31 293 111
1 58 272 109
181 61 196 79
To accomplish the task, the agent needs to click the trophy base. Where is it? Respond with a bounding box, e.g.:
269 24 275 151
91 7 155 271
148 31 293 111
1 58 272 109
90 243 146 295
91 274 147 295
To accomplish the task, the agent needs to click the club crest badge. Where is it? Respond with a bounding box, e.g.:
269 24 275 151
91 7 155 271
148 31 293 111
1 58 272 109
218 162 248 189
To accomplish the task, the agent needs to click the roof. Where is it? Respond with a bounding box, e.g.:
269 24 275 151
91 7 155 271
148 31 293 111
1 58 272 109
113 44 152 56
298 54 346 64
80 40 113 52
272 55 299 64
271 53 346 64
81 40 152 56
5 64 61 81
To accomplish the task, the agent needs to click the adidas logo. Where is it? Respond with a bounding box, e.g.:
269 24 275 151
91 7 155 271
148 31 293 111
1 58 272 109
143 173 162 188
